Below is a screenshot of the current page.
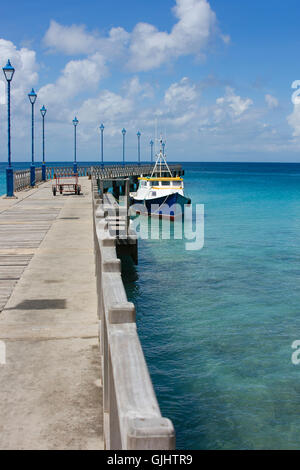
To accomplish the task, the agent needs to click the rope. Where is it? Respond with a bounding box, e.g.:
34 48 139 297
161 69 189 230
148 194 170 215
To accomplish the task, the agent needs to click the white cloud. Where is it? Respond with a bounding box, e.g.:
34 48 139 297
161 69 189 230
43 0 227 72
164 77 198 110
0 39 43 160
78 90 133 126
44 21 98 55
163 110 198 128
221 34 231 45
0 6 297 162
38 53 107 114
124 76 154 99
0 39 38 107
128 0 222 71
216 87 253 117
265 94 279 109
0 39 40 149
0 80 5 105
43 20 130 58
70 77 200 141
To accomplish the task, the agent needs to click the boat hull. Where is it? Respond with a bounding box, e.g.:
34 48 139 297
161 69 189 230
132 192 191 220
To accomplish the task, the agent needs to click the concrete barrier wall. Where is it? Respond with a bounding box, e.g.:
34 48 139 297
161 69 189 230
91 179 175 450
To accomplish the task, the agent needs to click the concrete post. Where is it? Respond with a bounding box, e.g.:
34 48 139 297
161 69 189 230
100 180 104 202
125 178 130 237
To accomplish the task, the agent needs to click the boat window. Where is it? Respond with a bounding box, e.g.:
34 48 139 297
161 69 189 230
151 191 157 197
172 181 182 187
162 181 170 186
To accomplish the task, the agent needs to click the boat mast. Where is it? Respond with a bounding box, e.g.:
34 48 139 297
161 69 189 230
151 135 172 178
160 138 162 178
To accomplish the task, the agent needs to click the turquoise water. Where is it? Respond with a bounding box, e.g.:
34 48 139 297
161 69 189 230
122 163 300 450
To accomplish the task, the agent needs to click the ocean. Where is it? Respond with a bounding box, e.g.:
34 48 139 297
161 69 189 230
2 161 300 449
122 162 300 450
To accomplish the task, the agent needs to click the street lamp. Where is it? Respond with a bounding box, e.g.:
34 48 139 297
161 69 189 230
150 139 154 164
137 131 141 165
72 116 79 174
100 123 104 168
2 60 15 197
28 88 37 187
40 105 47 181
122 128 126 166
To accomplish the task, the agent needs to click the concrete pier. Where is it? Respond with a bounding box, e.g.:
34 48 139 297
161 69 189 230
0 178 103 450
0 167 176 450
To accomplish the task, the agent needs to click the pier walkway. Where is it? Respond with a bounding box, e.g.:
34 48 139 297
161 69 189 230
0 178 103 450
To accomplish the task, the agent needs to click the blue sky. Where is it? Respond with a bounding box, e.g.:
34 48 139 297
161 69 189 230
1 0 300 162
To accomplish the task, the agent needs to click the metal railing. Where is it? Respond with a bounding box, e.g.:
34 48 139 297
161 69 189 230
14 169 31 191
92 178 175 450
46 164 183 180
46 166 91 179
12 163 183 192
91 164 183 179
14 167 43 191
36 167 42 184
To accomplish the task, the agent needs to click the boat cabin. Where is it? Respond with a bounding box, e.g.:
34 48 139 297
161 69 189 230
138 177 183 189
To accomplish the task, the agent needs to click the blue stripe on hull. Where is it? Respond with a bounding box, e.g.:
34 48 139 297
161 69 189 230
133 192 191 218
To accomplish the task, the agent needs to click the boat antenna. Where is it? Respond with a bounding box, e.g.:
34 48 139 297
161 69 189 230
154 118 158 157
151 134 172 178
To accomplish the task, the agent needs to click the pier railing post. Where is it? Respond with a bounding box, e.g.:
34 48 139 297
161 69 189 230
126 418 175 450
100 180 104 203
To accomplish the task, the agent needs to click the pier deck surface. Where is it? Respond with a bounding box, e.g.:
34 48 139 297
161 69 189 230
0 178 103 450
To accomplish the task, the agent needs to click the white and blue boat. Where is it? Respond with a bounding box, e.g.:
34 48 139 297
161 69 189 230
130 138 191 220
